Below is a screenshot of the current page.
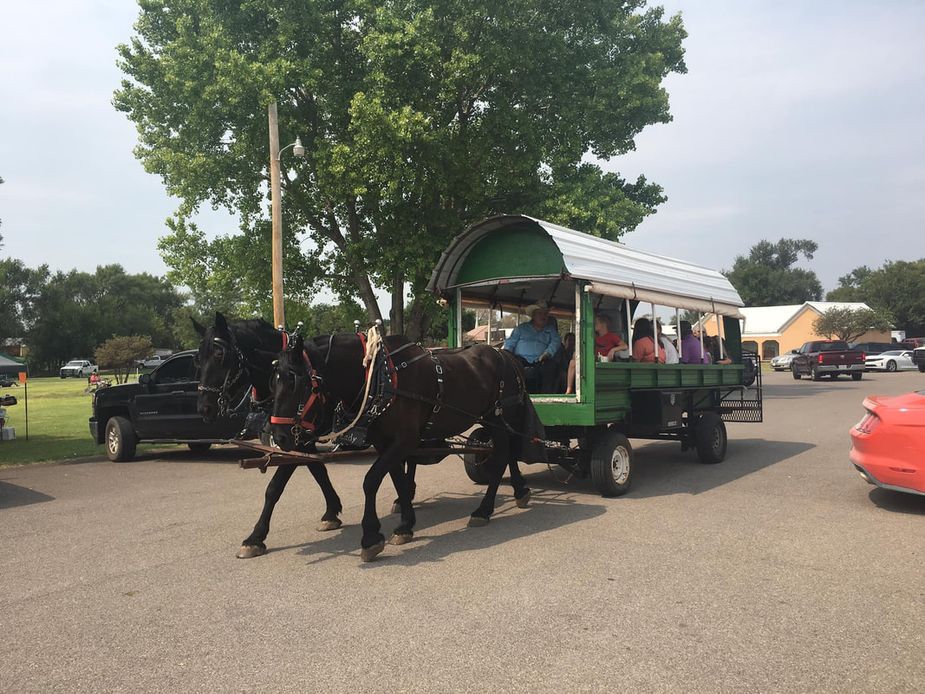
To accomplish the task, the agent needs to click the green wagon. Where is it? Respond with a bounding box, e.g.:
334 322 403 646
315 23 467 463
428 215 763 496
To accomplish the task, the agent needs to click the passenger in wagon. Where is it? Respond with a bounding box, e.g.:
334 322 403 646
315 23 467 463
565 314 628 394
503 302 561 392
631 318 666 364
679 320 710 364
656 320 680 364
707 335 733 365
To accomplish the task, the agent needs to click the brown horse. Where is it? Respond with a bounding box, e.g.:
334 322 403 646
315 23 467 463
271 331 542 562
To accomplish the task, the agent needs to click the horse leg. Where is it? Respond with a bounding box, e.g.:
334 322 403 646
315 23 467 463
305 463 344 531
387 465 417 546
391 460 417 514
468 432 510 527
360 439 416 562
238 464 298 558
508 457 531 508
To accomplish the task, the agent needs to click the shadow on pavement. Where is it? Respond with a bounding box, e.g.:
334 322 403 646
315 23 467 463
522 438 815 499
868 487 925 515
279 488 605 567
762 383 860 400
0 480 55 509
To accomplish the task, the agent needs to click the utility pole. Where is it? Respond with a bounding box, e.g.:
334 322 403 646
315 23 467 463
268 101 285 328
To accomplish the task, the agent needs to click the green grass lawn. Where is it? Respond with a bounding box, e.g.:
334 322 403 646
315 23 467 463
0 374 173 466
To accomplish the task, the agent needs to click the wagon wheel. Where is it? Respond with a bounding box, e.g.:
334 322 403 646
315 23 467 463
694 412 727 464
463 427 493 485
590 428 633 497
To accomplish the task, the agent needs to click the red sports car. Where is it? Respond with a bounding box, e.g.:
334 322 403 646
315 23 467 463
850 390 925 496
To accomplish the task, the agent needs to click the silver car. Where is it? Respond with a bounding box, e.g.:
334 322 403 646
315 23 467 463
770 351 797 371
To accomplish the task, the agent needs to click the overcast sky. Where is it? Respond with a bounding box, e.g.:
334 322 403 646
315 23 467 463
1 1 924 305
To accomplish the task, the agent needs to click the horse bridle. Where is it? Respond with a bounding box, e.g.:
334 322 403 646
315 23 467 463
270 341 328 445
197 334 251 417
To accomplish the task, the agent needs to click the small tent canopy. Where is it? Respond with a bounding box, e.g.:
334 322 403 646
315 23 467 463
428 215 745 318
0 353 28 376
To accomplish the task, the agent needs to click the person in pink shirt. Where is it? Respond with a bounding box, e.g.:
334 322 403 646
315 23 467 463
631 318 665 363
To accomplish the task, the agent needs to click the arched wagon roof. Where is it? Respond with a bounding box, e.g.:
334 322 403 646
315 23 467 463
427 215 745 317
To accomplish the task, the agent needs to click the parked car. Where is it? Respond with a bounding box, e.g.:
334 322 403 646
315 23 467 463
0 374 17 388
770 350 798 371
60 359 99 379
865 350 917 372
89 350 251 461
850 342 898 356
851 390 925 496
913 347 925 372
136 354 168 369
791 340 865 381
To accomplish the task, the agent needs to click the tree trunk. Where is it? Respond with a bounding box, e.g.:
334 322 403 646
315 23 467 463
353 271 382 325
406 298 432 343
389 272 405 335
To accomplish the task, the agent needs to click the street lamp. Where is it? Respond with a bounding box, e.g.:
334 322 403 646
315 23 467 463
268 100 304 329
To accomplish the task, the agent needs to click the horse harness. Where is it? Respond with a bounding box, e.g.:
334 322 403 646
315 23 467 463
288 334 527 448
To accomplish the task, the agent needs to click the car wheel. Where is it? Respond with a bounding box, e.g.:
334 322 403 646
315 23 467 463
590 428 633 497
791 364 802 380
695 412 727 464
885 360 897 372
851 372 863 381
188 442 212 453
810 365 822 381
463 427 493 485
105 416 137 462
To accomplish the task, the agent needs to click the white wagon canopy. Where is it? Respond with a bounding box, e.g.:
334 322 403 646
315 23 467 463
428 215 745 318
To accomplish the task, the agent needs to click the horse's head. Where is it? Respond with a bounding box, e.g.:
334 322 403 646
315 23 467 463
269 334 314 451
194 311 246 422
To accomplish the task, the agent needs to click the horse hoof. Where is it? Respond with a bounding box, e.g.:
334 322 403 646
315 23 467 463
317 518 343 532
390 502 401 514
236 545 266 559
389 533 412 546
467 515 490 528
516 490 531 508
361 541 386 563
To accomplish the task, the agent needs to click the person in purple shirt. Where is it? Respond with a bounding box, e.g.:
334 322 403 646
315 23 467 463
679 320 710 364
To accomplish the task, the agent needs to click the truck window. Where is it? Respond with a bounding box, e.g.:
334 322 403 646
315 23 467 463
811 341 849 352
154 355 196 384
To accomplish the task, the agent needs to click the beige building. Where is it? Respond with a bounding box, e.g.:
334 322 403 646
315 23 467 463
704 301 892 359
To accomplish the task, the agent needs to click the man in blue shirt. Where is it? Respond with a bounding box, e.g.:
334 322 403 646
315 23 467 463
504 302 561 392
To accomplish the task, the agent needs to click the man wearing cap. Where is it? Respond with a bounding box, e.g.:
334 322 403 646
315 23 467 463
503 302 561 392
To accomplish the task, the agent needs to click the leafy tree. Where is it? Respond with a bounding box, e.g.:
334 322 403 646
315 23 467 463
0 259 48 346
812 306 892 343
825 260 925 335
115 0 686 336
724 239 822 306
825 266 873 302
28 266 185 373
95 335 154 384
288 300 368 337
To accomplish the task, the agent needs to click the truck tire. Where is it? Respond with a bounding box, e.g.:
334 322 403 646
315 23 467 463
791 364 802 380
851 372 863 381
105 416 137 462
811 365 822 381
590 428 633 497
919 363 925 373
695 412 727 464
188 442 212 453
463 427 493 485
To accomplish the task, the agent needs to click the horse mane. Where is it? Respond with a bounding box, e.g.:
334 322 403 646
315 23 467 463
225 318 280 352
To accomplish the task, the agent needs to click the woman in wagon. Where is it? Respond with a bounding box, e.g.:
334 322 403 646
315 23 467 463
565 314 628 394
503 301 561 392
631 318 666 363
679 320 710 364
656 320 680 364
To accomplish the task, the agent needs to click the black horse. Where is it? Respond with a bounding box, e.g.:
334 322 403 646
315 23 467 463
194 313 345 558
271 331 539 562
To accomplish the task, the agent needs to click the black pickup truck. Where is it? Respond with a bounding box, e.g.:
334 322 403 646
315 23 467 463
791 340 866 381
89 350 250 461
913 347 925 372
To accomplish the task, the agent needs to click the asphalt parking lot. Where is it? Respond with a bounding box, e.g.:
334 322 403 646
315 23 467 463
2 370 923 693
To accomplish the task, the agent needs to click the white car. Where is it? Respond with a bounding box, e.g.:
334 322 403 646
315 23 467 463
59 360 99 379
770 351 798 371
136 355 168 369
864 350 916 372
